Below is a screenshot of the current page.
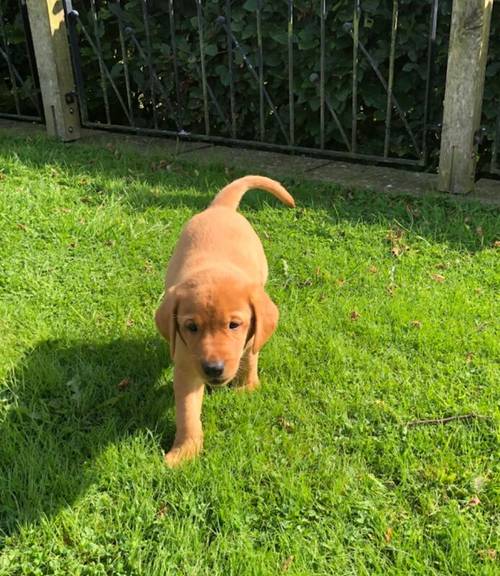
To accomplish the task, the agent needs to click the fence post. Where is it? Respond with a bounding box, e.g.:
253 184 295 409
25 0 80 141
438 0 492 194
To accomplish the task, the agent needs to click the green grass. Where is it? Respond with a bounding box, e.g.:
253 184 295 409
0 131 499 576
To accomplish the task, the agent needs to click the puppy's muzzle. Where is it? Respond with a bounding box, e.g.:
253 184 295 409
202 360 225 382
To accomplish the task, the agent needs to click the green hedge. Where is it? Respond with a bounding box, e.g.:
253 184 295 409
75 0 453 164
1 1 499 171
0 0 40 118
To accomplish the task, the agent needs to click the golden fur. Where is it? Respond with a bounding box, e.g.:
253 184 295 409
155 175 295 466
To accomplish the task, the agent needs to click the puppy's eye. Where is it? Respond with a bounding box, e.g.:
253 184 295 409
229 321 240 330
186 322 198 333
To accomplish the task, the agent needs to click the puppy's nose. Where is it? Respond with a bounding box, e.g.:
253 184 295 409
202 360 225 379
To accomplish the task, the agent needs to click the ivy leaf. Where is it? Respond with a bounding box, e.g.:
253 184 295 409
243 0 259 12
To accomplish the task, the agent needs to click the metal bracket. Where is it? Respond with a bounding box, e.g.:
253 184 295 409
474 127 487 147
65 91 77 105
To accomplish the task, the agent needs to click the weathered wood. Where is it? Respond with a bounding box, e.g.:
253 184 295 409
25 0 80 141
438 0 492 194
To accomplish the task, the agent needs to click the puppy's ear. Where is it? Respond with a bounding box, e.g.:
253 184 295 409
155 286 178 359
250 287 279 353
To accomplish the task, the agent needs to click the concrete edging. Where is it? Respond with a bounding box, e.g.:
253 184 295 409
1 119 499 206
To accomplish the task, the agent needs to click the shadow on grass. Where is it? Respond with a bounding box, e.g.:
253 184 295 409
0 336 172 538
1 132 498 252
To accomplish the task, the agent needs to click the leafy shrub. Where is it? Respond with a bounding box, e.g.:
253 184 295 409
0 0 40 118
73 0 454 165
1 0 499 171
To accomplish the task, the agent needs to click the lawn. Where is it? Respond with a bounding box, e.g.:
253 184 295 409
0 130 498 575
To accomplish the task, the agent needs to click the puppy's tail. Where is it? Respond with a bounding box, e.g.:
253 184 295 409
210 175 295 210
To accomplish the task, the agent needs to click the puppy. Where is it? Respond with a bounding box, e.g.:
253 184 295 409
155 175 295 466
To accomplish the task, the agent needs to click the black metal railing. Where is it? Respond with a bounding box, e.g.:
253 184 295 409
0 0 42 122
66 0 450 167
480 0 500 176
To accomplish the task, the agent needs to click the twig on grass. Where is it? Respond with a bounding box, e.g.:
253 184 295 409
406 413 489 428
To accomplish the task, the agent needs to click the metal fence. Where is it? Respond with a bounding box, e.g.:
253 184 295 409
65 0 451 169
0 0 42 122
481 0 500 176
2 1 499 182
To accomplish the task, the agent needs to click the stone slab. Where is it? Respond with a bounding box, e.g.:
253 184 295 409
179 143 329 177
308 160 438 197
1 119 498 206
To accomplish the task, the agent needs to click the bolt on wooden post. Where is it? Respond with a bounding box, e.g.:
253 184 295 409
25 0 80 141
438 0 493 194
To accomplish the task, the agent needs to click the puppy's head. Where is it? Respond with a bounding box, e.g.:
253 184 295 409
155 275 278 386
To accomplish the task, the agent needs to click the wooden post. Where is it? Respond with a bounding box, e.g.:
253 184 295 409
438 0 492 194
25 0 80 141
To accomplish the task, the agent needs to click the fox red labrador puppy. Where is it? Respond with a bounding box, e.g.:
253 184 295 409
155 175 295 466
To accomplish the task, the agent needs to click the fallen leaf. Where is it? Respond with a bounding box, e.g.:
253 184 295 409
405 203 420 218
117 378 131 391
369 265 378 273
157 504 169 518
126 318 134 327
410 320 422 329
384 527 394 543
466 352 474 364
386 284 397 296
16 223 27 231
281 556 294 572
493 240 500 248
386 227 404 242
60 207 71 213
387 227 408 258
277 417 294 432
478 549 497 560
336 278 345 287
431 273 445 283
466 496 481 508
350 310 360 321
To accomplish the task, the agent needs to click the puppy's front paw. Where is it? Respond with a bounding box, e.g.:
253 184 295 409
164 436 203 468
